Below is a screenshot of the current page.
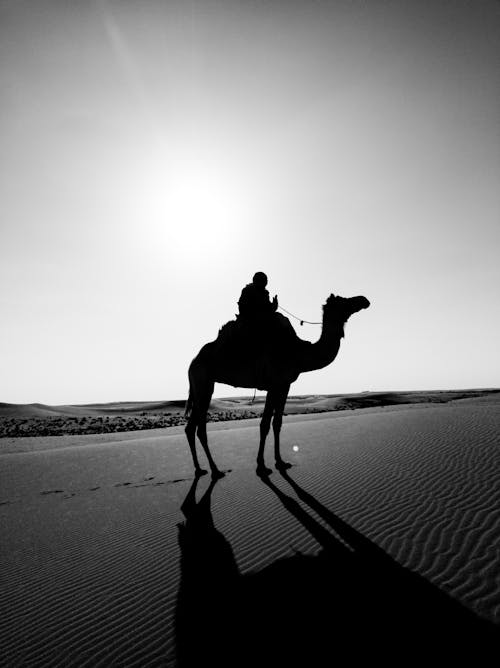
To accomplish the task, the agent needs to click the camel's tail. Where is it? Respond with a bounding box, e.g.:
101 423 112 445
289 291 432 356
184 387 193 420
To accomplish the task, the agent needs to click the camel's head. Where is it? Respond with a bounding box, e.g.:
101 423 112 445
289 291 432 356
323 294 370 323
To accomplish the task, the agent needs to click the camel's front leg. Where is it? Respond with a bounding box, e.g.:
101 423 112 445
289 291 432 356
273 386 292 471
256 391 274 475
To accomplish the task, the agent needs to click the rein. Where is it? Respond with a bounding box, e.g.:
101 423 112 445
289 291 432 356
277 305 321 326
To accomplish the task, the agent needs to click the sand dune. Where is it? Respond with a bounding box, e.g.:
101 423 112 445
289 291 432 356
1 389 498 439
1 396 499 665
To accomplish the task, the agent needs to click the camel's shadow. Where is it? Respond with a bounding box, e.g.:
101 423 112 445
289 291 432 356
175 472 497 667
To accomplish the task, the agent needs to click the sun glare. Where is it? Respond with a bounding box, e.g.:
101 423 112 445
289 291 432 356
147 153 248 262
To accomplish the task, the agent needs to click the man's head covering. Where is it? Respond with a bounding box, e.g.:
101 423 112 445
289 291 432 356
252 272 268 287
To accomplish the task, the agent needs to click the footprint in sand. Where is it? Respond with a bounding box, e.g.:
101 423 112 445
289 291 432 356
41 490 64 495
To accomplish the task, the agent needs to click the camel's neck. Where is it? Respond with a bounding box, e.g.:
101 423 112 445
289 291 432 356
298 313 345 373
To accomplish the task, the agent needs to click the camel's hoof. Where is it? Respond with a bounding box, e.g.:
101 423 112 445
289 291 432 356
256 464 272 477
275 460 293 471
194 468 208 477
211 469 226 480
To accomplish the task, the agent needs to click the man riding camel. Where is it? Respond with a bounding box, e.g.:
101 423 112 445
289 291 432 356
236 272 296 347
237 272 278 323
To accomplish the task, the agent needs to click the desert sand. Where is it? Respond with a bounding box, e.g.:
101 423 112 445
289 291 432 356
1 394 499 665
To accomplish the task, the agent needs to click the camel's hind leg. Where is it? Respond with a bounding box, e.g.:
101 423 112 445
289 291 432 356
185 415 207 476
193 380 225 479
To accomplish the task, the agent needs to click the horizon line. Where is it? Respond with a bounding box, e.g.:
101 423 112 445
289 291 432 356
2 387 499 408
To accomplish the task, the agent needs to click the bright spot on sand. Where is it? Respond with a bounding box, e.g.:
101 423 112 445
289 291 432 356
292 445 299 452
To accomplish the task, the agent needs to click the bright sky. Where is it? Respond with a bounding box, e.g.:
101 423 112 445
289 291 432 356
1 0 499 404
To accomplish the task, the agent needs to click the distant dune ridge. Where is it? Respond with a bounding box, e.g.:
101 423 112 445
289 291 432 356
1 389 498 439
1 393 499 664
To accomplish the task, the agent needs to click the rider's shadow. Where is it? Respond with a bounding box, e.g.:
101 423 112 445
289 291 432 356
175 474 497 667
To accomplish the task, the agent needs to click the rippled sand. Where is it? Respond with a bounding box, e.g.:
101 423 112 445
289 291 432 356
1 396 499 665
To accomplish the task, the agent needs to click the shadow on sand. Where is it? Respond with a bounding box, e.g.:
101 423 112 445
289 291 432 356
175 471 497 667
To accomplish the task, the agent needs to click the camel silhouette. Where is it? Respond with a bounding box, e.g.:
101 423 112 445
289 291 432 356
184 293 370 476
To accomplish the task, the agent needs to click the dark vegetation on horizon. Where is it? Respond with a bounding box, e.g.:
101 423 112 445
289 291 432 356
0 389 498 439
